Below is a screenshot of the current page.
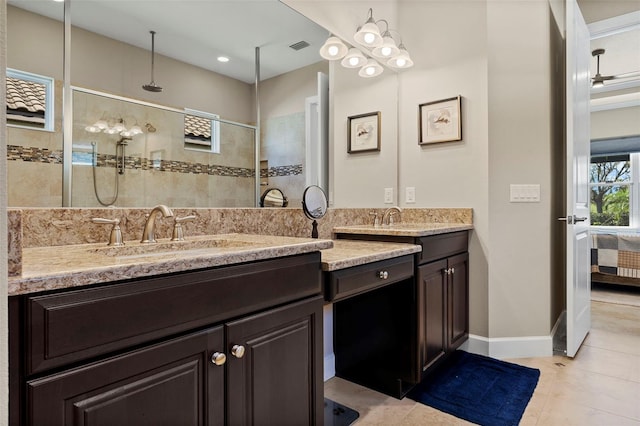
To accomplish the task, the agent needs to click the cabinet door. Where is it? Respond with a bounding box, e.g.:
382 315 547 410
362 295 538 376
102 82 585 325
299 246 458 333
226 296 323 426
417 259 447 374
27 327 225 426
448 253 469 350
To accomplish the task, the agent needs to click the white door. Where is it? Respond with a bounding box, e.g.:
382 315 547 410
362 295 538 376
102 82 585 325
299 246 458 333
565 0 591 358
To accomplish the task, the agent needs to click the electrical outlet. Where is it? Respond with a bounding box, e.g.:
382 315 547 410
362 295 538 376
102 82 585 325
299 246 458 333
384 187 393 204
406 187 416 203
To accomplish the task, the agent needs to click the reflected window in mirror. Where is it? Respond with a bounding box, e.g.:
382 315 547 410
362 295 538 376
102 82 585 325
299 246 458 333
6 69 54 131
184 109 220 153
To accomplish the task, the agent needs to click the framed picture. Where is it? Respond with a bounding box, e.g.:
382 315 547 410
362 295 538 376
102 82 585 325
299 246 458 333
419 96 462 145
347 111 381 153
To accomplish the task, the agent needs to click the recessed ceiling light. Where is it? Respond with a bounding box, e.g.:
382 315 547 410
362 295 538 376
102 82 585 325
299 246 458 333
217 56 230 63
52 0 64 2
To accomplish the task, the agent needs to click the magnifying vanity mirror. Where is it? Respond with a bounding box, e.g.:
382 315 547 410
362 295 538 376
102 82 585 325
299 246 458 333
260 188 289 208
302 185 328 238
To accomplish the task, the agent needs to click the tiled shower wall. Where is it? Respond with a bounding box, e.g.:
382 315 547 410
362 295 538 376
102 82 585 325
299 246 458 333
7 85 257 208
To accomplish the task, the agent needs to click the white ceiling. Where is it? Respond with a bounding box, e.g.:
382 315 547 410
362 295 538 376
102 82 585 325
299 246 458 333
7 0 329 83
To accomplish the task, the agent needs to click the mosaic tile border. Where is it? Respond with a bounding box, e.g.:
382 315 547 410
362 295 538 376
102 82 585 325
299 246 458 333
7 145 305 179
7 145 62 163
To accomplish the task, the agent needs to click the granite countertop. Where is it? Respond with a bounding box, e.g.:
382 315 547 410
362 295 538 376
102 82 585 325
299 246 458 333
333 222 473 237
8 234 333 296
321 240 421 272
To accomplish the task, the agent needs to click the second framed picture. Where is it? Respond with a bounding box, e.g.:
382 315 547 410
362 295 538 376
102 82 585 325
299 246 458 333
347 111 381 153
419 96 462 145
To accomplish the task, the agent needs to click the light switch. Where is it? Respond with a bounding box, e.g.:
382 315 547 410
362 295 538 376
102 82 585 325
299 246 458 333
384 187 393 204
406 187 416 203
510 184 541 202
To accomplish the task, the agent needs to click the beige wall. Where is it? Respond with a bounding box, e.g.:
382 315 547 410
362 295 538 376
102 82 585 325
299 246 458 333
8 6 253 124
259 61 328 118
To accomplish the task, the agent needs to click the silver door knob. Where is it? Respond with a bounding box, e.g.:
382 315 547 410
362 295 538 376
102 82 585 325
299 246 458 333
231 344 245 358
210 352 226 366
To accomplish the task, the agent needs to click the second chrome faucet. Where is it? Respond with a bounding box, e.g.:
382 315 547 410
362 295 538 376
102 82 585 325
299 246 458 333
141 205 174 243
382 206 402 226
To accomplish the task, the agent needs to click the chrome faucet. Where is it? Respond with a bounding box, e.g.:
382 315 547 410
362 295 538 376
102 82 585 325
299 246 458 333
382 206 402 226
141 205 174 243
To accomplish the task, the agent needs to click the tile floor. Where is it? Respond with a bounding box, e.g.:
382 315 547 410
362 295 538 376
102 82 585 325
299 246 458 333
325 287 640 425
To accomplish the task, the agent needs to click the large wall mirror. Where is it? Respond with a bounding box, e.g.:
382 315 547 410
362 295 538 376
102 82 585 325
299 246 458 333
6 0 329 208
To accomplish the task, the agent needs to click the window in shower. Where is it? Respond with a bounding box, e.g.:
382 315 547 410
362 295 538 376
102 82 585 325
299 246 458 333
184 108 220 153
6 68 55 131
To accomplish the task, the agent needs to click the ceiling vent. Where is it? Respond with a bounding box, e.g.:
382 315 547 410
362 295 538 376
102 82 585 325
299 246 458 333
289 41 310 51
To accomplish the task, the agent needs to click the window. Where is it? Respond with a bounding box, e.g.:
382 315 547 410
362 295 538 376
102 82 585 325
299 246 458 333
184 108 220 154
6 68 55 131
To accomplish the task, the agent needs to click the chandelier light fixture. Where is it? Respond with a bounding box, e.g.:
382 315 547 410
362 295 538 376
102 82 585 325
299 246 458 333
341 48 368 68
319 35 348 61
85 116 146 137
358 58 384 78
319 8 413 78
354 9 383 47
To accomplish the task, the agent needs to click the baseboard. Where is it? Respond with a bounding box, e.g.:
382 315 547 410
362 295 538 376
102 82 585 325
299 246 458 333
324 353 335 382
463 334 553 359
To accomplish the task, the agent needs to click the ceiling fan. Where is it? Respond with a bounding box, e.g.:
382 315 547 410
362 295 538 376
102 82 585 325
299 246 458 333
591 48 640 88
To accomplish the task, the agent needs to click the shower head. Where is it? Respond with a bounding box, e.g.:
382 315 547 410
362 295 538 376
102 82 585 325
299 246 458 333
142 82 163 93
143 30 163 93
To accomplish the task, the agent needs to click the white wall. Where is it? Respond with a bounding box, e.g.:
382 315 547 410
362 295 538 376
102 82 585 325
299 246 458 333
591 106 640 139
287 0 559 356
486 2 554 342
396 0 490 337
332 66 398 207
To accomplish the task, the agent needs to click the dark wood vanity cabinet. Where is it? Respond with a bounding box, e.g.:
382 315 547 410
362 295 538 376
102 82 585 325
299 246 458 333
414 231 469 379
417 251 469 373
27 326 227 426
335 230 469 391
10 253 324 426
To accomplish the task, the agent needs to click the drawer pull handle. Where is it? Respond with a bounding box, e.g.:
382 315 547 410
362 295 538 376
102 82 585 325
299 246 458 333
231 344 246 359
378 271 389 280
210 352 227 366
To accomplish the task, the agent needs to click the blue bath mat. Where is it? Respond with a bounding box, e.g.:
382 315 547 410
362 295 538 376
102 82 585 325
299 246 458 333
408 350 540 426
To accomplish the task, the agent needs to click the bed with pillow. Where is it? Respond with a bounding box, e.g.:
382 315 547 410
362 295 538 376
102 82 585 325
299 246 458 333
591 233 640 287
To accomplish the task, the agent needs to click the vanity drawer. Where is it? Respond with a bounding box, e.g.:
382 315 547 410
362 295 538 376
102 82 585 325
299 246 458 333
24 252 321 375
325 255 414 302
417 231 468 265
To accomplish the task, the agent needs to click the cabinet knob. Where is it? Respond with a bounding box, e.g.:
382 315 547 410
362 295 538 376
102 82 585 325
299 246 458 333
378 271 389 280
231 344 246 359
450 267 455 275
210 352 227 366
